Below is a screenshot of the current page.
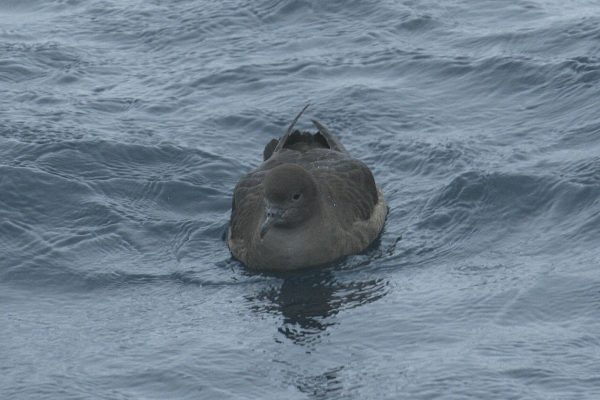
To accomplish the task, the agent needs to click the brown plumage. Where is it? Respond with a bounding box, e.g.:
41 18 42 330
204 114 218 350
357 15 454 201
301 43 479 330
228 106 388 270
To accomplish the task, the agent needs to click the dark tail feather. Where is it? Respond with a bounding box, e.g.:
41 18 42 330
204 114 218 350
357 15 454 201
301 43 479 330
263 138 278 161
311 119 348 153
274 104 310 152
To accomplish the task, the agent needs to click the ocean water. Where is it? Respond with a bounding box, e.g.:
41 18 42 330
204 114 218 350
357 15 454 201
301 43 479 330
1 0 600 398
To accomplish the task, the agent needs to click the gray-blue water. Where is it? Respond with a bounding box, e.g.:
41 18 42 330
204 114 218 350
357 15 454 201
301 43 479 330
2 0 600 398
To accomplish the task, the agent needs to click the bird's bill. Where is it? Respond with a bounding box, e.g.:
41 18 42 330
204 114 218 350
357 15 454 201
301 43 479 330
260 206 283 238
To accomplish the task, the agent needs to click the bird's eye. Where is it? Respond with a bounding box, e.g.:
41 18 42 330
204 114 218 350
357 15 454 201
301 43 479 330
292 193 301 201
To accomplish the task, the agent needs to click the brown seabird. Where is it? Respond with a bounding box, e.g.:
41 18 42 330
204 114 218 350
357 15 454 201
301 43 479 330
228 105 387 270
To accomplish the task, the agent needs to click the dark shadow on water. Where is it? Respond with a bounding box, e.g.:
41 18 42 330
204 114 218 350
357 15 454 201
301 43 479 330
245 262 390 345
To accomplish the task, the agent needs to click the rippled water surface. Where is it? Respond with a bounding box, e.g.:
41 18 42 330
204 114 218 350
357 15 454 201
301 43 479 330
2 0 600 398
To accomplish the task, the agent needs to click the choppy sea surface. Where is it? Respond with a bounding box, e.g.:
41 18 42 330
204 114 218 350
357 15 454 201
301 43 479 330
2 0 600 398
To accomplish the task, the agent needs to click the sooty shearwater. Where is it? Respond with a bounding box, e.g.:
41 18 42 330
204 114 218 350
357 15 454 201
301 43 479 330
228 105 388 270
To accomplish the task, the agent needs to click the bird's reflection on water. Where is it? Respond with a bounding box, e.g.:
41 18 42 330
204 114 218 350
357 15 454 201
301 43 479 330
246 266 389 345
244 266 389 398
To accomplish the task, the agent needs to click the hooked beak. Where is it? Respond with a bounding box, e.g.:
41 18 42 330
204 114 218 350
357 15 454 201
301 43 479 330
260 206 283 238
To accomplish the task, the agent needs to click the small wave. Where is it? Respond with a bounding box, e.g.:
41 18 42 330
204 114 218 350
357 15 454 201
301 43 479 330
250 0 383 24
409 170 600 259
6 139 239 184
557 120 600 149
2 262 251 292
0 41 83 83
422 170 599 224
371 139 478 178
497 275 600 325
